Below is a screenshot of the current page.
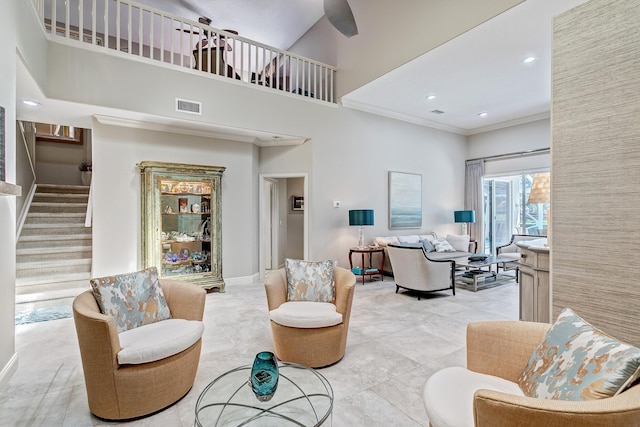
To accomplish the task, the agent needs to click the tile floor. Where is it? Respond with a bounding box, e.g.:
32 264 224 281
1 275 518 426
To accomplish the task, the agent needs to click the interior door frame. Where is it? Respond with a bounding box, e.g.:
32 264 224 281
259 173 308 279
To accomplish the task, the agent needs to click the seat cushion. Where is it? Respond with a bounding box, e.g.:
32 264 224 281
500 253 521 261
427 251 471 261
423 366 523 427
118 318 204 364
270 301 342 328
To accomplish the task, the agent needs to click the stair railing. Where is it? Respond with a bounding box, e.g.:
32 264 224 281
32 0 336 103
16 121 38 239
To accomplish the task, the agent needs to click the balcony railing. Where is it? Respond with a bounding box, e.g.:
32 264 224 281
33 0 336 103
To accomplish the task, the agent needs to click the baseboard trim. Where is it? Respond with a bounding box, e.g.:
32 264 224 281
0 353 18 388
224 273 260 286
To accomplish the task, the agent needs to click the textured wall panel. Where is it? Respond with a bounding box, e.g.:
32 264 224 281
552 0 640 345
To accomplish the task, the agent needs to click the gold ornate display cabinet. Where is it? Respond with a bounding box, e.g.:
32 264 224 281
138 161 225 291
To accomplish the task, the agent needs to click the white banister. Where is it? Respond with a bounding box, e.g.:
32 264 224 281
36 0 336 102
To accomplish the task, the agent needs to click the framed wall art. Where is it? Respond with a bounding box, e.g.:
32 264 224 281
292 195 304 211
388 171 422 229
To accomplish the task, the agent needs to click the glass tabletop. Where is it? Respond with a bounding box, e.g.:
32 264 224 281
455 255 513 268
194 362 333 427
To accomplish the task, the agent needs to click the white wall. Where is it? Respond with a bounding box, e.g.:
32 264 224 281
91 121 258 279
0 0 18 386
467 118 550 175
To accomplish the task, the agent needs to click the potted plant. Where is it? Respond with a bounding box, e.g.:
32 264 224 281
79 162 92 186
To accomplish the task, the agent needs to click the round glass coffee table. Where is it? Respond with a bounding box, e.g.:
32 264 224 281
194 362 333 426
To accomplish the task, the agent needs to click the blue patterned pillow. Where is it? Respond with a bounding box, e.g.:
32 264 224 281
90 267 171 333
420 239 436 253
518 308 640 400
433 239 456 253
284 259 335 303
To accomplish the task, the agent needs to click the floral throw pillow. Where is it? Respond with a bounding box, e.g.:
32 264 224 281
90 267 171 333
285 258 335 303
433 239 456 253
518 307 640 400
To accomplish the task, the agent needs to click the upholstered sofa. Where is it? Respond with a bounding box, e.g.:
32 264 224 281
374 232 476 275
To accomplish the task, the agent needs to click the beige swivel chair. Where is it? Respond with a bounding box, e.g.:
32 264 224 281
423 320 640 427
264 266 356 368
73 279 205 420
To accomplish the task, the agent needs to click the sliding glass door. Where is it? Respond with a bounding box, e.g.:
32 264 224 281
483 172 549 254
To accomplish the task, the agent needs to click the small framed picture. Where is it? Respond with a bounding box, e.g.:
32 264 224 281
292 195 304 211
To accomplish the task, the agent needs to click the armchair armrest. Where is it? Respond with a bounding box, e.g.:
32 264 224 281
334 266 356 316
160 279 206 321
474 384 640 427
467 321 550 383
264 269 288 311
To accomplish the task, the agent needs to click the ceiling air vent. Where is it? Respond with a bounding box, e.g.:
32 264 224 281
431 109 445 115
176 98 202 115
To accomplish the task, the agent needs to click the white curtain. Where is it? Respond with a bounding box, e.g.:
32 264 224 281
465 160 484 251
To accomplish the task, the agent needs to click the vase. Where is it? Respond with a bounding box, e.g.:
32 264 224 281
80 171 92 186
250 351 279 401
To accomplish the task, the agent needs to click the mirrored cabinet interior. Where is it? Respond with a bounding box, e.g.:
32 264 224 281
138 161 225 291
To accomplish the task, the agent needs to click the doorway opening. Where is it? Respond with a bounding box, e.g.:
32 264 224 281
259 173 308 279
483 171 549 254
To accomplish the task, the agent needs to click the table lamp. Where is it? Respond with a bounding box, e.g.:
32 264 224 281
528 172 550 242
454 210 475 235
349 209 374 248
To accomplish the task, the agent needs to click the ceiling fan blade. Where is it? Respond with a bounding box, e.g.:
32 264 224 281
177 0 208 18
324 0 359 38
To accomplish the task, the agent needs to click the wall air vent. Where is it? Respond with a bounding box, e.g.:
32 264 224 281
175 98 202 115
431 109 445 114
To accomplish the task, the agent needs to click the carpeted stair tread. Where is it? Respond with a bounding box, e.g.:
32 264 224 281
15 272 91 288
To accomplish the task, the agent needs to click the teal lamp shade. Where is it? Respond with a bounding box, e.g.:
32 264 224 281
454 210 475 224
349 209 374 226
349 209 374 248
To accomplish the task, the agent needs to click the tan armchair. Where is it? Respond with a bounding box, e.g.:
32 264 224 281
424 320 640 427
73 279 206 420
264 266 356 368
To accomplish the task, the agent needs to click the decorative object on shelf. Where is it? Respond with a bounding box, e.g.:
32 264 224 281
389 171 422 229
179 197 188 213
349 209 374 249
191 203 200 213
201 199 210 213
454 210 476 236
179 248 190 261
292 195 304 211
250 351 279 402
164 205 173 214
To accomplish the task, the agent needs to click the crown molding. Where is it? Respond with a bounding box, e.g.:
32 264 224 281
340 98 468 135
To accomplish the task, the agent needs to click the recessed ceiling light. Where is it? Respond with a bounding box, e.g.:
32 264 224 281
523 56 536 64
23 100 40 107
426 95 437 100
478 112 488 118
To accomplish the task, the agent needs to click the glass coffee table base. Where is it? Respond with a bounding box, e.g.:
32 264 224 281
195 363 333 426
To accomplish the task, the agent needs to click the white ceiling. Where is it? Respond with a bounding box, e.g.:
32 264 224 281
17 0 589 138
342 0 587 135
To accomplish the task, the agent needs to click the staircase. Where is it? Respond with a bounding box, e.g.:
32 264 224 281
15 184 92 317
